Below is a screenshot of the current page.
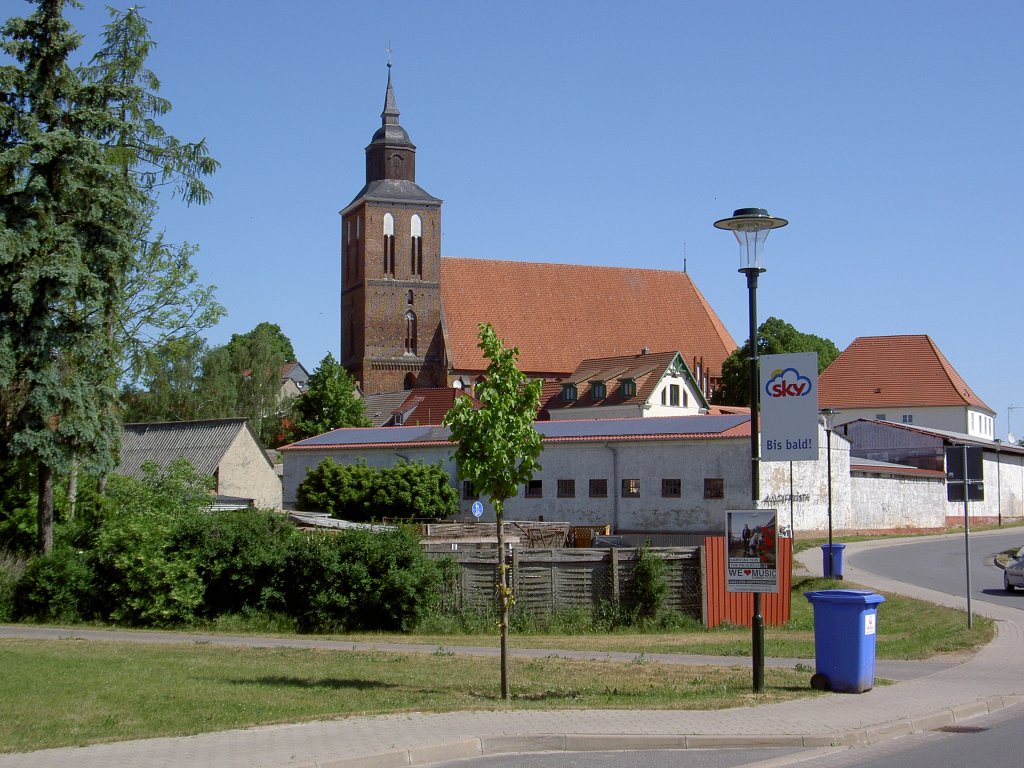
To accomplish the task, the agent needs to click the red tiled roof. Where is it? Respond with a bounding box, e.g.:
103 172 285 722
819 335 991 413
439 258 736 379
543 350 700 412
394 387 473 426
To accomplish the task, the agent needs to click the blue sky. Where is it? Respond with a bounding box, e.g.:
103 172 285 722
8 0 1024 436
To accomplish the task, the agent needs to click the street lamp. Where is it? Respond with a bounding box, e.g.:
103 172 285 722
715 207 788 694
820 408 838 579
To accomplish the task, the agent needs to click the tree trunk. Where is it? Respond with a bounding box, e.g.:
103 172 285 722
495 499 510 701
37 462 54 555
67 454 78 520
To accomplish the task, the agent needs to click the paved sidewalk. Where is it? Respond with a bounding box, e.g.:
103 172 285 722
1 533 1021 767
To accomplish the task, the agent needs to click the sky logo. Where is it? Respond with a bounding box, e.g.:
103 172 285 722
764 367 813 398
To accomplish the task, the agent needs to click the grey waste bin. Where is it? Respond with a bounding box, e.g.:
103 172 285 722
804 589 885 693
821 543 845 579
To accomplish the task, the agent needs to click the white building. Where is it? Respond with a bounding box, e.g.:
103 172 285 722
819 334 997 439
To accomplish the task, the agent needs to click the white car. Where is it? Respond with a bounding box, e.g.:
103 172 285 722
1004 546 1024 592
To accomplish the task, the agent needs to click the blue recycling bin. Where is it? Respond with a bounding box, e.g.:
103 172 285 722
821 543 846 579
804 589 886 693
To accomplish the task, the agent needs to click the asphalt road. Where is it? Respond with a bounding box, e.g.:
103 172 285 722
850 528 1024 612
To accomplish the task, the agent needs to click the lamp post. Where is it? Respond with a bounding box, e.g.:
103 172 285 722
715 207 788 694
820 408 838 578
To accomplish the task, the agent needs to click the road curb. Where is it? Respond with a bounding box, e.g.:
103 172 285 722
303 695 1024 768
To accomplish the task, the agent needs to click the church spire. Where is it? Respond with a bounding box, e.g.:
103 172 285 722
382 54 400 127
366 55 415 183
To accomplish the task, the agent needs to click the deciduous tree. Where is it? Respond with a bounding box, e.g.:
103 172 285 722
713 316 840 407
443 322 542 700
282 352 368 443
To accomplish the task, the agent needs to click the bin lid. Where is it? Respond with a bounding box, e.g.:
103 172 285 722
804 589 886 605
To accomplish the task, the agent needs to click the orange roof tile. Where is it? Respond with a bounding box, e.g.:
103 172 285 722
393 387 473 426
439 258 736 380
819 335 992 412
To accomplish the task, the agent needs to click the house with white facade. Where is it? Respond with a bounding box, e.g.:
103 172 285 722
281 415 857 540
541 350 709 421
819 335 996 439
281 410 1024 537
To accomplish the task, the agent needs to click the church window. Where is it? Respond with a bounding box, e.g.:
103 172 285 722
404 310 417 355
562 383 577 402
389 153 404 176
383 213 395 276
403 372 416 390
410 215 423 277
591 381 606 400
407 289 414 306
356 216 361 240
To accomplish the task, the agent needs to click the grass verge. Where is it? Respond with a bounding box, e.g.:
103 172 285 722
0 639 818 753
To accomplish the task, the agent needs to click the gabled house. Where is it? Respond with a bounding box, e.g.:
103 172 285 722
819 335 996 439
280 361 310 399
542 350 709 421
118 418 282 509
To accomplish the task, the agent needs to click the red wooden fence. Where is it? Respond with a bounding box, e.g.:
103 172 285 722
703 536 792 628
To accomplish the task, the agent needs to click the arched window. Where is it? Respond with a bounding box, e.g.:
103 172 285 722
403 372 416 390
410 214 423 277
404 310 417 355
383 213 395 276
406 289 414 306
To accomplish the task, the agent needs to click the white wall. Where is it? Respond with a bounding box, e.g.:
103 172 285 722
832 406 995 439
220 431 283 509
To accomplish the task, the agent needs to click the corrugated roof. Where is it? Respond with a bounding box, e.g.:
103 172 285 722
819 335 992 413
281 414 749 450
118 419 267 478
439 258 736 379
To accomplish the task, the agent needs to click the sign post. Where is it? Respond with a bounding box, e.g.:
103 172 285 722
945 444 984 628
759 352 819 463
726 510 780 593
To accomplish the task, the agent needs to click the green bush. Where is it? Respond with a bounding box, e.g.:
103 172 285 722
627 543 668 623
176 508 299 617
284 526 442 633
0 551 27 622
296 459 458 521
88 461 213 627
13 549 97 623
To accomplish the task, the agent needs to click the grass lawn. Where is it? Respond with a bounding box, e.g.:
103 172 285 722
0 639 818 753
0 578 994 753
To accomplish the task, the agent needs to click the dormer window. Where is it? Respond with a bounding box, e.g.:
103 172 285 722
562 383 578 402
591 381 606 400
620 378 636 398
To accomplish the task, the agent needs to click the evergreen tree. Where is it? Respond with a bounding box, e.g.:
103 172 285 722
1 0 143 552
1 3 218 551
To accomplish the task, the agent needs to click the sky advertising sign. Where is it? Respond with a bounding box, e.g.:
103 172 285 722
760 351 819 462
725 510 779 593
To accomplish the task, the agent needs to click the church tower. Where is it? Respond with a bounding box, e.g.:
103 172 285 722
340 62 445 394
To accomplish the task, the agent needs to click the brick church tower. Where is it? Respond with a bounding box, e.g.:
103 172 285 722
340 62 445 394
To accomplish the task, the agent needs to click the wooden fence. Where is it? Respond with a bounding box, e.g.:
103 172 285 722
426 545 704 621
702 535 792 628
